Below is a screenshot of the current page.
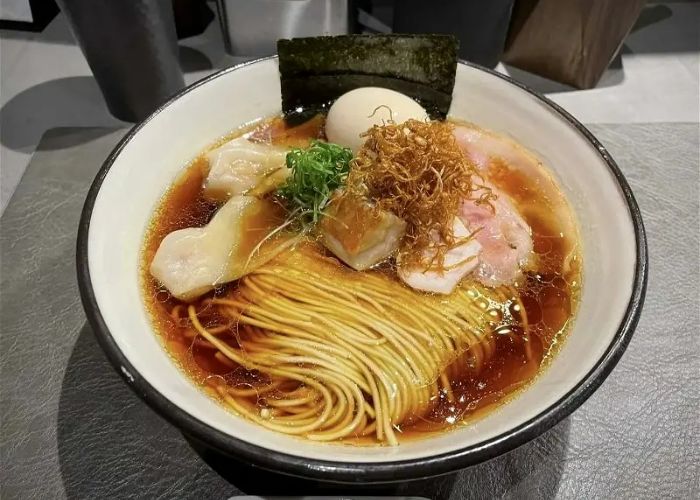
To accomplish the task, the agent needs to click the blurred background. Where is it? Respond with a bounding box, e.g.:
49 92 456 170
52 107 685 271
0 0 698 214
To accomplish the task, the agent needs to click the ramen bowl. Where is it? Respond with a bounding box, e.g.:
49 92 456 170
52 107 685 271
77 57 647 483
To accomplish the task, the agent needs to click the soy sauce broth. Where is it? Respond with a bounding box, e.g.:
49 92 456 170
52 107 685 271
141 115 581 443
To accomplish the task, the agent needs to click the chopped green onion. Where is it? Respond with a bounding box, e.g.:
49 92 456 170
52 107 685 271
278 140 353 224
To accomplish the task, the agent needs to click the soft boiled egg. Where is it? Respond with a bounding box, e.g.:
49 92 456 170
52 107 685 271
325 87 428 152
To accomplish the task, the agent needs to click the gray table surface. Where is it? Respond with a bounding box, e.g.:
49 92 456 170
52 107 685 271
1 124 698 500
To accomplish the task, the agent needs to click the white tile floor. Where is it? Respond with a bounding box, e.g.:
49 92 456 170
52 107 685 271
0 2 698 214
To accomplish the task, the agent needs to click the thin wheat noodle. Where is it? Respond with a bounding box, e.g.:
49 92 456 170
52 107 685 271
180 244 527 444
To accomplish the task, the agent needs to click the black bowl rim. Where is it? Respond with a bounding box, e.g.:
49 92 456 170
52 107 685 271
76 56 648 484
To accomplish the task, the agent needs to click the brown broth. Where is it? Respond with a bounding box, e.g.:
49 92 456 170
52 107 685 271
140 116 581 443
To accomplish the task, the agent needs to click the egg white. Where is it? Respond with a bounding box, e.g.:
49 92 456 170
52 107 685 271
325 87 428 152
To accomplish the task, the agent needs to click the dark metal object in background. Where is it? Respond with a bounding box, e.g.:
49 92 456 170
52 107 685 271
216 0 357 57
172 0 214 39
57 0 185 122
392 0 515 68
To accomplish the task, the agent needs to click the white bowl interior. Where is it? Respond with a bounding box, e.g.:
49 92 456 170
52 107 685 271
87 59 636 462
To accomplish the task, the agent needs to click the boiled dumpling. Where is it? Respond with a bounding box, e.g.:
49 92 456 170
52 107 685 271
203 137 289 201
150 195 289 301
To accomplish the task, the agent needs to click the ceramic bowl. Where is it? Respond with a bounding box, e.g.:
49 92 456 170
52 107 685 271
77 57 647 483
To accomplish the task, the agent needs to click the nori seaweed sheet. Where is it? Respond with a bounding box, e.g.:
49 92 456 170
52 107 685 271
277 35 458 121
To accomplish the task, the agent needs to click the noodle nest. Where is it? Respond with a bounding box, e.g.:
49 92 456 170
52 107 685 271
177 244 528 445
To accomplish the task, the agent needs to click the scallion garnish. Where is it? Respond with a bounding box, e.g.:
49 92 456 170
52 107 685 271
277 140 353 224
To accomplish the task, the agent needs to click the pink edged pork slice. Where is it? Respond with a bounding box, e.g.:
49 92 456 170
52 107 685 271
459 192 533 286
